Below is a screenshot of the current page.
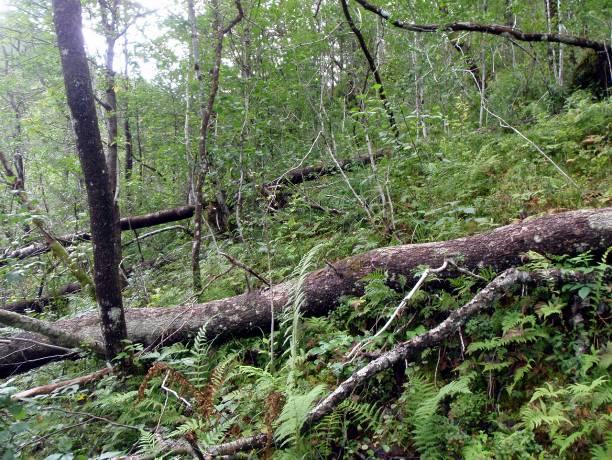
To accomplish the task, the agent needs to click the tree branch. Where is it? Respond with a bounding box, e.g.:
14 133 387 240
353 0 611 53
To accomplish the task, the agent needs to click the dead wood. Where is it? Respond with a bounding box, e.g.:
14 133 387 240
1 282 82 314
183 269 596 457
0 207 610 377
1 257 175 315
260 150 387 208
0 205 196 265
353 0 612 54
11 367 110 400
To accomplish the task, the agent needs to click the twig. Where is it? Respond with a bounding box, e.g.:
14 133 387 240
347 260 448 360
44 407 140 431
123 225 194 247
12 367 111 400
219 252 271 287
0 337 74 354
448 259 488 281
160 370 192 408
483 105 579 188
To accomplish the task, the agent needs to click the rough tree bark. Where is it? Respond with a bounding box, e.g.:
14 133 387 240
52 0 127 361
0 207 609 377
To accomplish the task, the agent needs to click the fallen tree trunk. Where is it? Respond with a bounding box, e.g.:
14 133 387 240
0 205 195 265
2 257 175 314
260 150 387 208
1 282 81 314
0 207 610 377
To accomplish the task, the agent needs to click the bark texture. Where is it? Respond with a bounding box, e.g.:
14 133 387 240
0 207 610 377
0 206 196 265
52 0 127 361
353 0 612 54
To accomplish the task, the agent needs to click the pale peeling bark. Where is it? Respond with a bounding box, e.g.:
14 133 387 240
0 207 610 376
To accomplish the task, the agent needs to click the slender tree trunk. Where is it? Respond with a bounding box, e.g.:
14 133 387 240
184 68 195 205
52 0 128 362
545 0 558 84
123 31 133 182
99 0 120 199
188 0 243 293
10 102 25 192
340 0 399 142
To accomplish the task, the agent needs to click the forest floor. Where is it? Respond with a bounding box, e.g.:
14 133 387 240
1 93 611 459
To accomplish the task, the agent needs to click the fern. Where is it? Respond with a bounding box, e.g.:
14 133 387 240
280 243 323 387
506 360 533 395
274 384 326 447
519 400 573 431
170 417 233 447
91 390 139 409
169 418 207 437
403 375 473 458
136 430 160 457
591 430 612 460
467 327 548 354
501 312 536 335
314 409 343 457
196 417 234 448
536 296 566 320
340 399 383 433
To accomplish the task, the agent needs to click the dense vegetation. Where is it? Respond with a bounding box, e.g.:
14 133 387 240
0 0 610 458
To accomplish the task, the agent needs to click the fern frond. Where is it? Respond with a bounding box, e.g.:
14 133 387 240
169 418 206 438
136 430 159 456
274 384 326 447
340 399 383 433
281 244 324 387
590 429 612 460
529 382 568 402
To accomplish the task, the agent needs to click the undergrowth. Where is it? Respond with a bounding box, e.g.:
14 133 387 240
1 95 610 459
